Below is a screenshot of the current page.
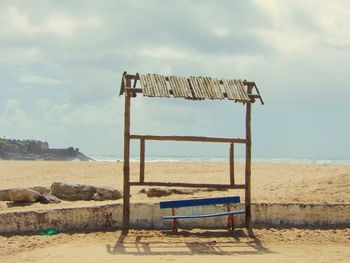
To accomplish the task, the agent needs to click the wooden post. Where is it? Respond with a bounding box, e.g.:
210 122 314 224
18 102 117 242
122 81 131 230
172 208 178 232
140 139 145 183
229 143 235 185
245 84 253 227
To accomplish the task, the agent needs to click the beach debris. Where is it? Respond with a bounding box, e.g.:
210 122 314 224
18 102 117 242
50 182 97 201
92 187 122 201
29 186 50 194
0 188 41 203
39 193 61 204
39 228 59 236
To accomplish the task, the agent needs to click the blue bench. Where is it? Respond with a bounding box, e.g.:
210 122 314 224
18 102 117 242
160 196 245 232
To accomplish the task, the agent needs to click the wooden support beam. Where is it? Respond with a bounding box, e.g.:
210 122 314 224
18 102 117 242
130 182 246 189
245 84 253 227
122 79 131 230
229 143 235 185
140 139 145 183
130 134 246 144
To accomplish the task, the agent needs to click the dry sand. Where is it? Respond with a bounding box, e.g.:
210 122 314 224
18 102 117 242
0 160 349 212
0 160 349 262
1 228 349 262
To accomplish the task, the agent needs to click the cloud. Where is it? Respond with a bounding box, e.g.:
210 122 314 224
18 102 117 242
2 6 100 38
138 47 190 59
0 0 349 157
20 74 64 85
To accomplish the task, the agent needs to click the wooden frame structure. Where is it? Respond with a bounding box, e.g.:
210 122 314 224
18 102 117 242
119 72 263 229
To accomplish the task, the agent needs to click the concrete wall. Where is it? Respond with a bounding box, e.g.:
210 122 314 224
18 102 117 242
0 203 349 234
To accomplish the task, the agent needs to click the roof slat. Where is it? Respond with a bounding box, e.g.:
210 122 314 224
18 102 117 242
238 79 250 101
232 80 242 101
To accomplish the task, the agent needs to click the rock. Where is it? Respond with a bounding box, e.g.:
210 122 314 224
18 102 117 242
145 188 175 197
0 188 41 203
39 193 61 204
141 187 227 197
29 186 50 194
50 182 96 201
93 187 122 201
139 188 147 194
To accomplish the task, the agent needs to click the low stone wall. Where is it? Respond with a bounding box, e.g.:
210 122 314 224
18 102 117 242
0 203 349 234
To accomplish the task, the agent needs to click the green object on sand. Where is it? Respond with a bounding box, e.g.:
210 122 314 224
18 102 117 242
39 228 59 236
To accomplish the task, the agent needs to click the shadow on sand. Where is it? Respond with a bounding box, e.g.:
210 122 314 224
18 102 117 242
106 228 273 256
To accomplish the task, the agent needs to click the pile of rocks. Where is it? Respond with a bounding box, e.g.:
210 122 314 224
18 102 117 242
0 182 122 205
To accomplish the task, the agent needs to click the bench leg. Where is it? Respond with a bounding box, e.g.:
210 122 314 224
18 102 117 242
226 205 234 231
172 208 178 233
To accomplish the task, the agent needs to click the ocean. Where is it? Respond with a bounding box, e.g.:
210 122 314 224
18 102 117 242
88 155 350 165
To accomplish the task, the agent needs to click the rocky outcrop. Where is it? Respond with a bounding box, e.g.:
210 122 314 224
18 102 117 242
0 138 93 161
0 188 41 203
50 182 97 201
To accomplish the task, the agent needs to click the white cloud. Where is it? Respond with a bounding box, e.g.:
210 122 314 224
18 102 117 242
138 47 190 59
2 6 100 38
253 0 350 55
0 48 41 63
0 100 33 138
36 98 118 128
20 74 64 86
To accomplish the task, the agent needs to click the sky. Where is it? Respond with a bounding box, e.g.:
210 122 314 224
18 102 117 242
0 0 349 160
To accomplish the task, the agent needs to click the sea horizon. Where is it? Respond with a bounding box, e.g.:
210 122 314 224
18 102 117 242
87 154 350 165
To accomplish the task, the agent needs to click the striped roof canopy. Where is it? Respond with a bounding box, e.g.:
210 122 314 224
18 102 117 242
119 72 263 104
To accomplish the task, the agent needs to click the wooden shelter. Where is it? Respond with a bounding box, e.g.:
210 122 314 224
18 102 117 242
119 71 264 229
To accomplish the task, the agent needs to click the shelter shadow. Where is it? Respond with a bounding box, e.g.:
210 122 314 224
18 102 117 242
106 228 272 256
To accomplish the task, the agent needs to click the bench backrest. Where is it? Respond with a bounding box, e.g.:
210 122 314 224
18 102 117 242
160 196 240 209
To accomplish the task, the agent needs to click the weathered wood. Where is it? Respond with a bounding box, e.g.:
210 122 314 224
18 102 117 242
229 143 235 185
130 182 246 189
239 79 250 101
119 71 127 96
139 74 149 96
124 87 260 104
190 76 204 99
198 77 210 99
222 79 234 100
140 139 145 183
245 84 253 227
182 76 193 98
130 134 246 144
254 83 264 105
169 76 183 98
121 75 256 103
232 80 241 100
211 78 224 99
172 208 178 232
122 79 131 230
157 74 170 97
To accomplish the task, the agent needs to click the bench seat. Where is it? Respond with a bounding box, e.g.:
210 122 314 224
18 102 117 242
160 196 244 231
162 210 245 220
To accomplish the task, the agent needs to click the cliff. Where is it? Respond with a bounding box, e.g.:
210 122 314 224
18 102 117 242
0 138 93 161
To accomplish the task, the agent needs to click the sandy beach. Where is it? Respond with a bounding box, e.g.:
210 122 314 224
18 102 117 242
1 228 349 262
0 160 349 212
1 160 349 262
